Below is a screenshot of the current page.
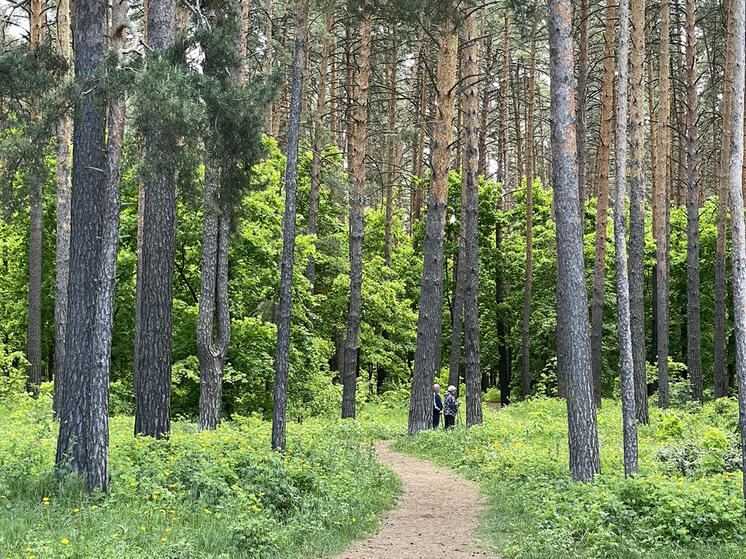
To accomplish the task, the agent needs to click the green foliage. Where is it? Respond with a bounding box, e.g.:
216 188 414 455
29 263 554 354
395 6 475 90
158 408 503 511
0 396 400 558
395 398 746 558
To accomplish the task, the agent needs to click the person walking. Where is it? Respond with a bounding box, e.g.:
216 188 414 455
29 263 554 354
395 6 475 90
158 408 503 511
443 385 460 429
433 384 443 428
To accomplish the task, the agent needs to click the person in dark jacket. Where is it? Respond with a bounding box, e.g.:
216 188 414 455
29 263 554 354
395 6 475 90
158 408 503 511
443 385 459 429
433 384 443 428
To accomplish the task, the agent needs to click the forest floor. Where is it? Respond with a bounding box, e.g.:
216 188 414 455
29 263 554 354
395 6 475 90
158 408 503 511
331 440 498 559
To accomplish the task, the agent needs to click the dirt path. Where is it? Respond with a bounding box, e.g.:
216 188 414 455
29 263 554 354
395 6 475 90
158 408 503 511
330 440 498 559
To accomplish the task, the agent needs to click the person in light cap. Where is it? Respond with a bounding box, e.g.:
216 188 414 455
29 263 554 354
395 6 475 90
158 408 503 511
443 385 459 429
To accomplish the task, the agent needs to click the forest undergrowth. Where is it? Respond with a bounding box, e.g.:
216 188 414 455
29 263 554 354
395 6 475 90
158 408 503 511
396 395 746 558
0 387 401 559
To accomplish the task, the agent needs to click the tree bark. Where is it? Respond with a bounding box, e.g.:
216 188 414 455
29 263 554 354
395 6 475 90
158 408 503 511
461 3 482 427
53 0 72 417
655 0 671 409
685 0 702 403
384 24 398 268
549 0 600 482
724 0 746 510
265 0 274 135
613 0 639 475
272 0 308 447
134 0 176 439
590 0 616 407
55 0 109 492
576 0 589 215
408 17 458 435
305 13 333 289
715 0 735 399
26 0 45 393
341 6 371 420
628 0 649 423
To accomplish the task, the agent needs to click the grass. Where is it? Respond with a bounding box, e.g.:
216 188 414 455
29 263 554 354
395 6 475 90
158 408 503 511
394 396 746 558
0 392 401 559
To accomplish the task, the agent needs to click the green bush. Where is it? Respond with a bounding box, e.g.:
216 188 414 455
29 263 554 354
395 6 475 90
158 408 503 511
0 397 400 559
394 397 746 558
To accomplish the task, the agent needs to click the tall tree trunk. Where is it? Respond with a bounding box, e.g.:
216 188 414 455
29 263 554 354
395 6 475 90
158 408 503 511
134 0 176 439
576 0 589 215
341 7 372 420
478 31 492 177
685 0 702 403
525 0 538 184
273 0 308 448
448 249 464 392
724 0 746 510
265 0 274 134
55 0 109 492
715 0 735 399
413 36 431 223
461 3 482 427
305 13 333 289
590 0 616 407
613 0 639 475
384 24 398 268
549 0 601 482
87 0 128 491
408 16 458 435
655 0 671 408
53 0 72 415
648 55 659 231
628 0 649 423
26 0 45 393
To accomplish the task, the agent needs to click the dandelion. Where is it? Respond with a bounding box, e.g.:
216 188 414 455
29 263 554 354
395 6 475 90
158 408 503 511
204 508 212 515
161 537 167 542
73 508 79 513
91 505 98 510
113 533 119 538
351 518 356 523
141 526 146 532
60 539 69 545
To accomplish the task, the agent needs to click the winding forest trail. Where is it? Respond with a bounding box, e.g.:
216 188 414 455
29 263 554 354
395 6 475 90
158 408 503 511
330 440 498 558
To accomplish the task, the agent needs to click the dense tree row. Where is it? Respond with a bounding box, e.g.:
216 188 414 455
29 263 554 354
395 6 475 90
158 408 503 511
0 0 745 496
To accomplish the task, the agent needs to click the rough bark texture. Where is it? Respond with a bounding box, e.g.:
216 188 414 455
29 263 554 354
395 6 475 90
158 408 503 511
265 0 274 134
272 0 308 448
305 13 333 288
87 3 128 489
408 20 458 435
575 0 589 215
26 0 45 393
685 0 702 403
655 0 671 409
590 0 616 407
341 8 371 420
448 250 464 393
134 0 176 439
613 0 639 475
384 25 397 268
548 0 600 482
715 0 735 399
461 4 482 427
53 0 72 416
55 0 108 492
724 0 746 508
478 30 492 177
628 0 649 423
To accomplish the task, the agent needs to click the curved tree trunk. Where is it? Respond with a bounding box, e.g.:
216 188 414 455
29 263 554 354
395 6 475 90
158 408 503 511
341 7 372 420
628 0 649 423
548 0 600 482
408 16 458 435
590 0 616 407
